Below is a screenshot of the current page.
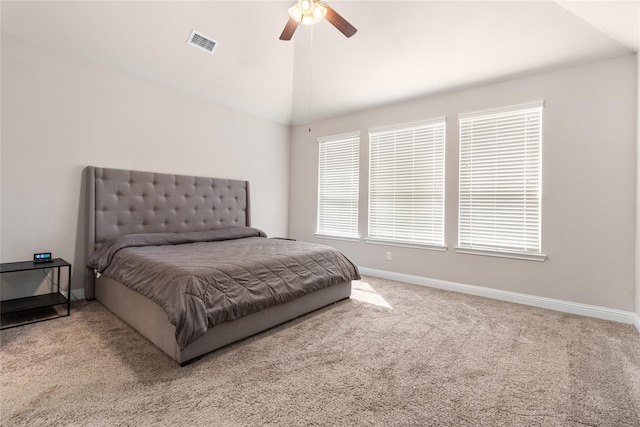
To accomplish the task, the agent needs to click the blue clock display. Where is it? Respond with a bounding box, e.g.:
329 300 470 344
33 252 53 263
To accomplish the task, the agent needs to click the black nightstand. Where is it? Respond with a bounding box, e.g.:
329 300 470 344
0 258 71 329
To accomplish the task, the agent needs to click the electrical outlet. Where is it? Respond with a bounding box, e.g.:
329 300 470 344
386 251 392 261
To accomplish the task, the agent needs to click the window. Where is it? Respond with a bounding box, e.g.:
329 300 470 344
368 119 446 249
457 101 545 261
316 132 360 240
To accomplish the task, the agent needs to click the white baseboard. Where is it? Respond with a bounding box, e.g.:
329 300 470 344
358 267 638 327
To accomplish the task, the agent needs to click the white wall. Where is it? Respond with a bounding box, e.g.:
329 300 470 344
289 54 637 312
1 35 290 295
637 52 640 325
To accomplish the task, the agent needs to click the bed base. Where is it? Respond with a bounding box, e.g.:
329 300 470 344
96 276 351 365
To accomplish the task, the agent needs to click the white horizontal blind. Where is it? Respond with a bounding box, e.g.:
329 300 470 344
458 103 542 255
368 120 445 246
317 132 360 239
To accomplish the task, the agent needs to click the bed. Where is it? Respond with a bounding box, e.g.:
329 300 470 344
85 166 359 365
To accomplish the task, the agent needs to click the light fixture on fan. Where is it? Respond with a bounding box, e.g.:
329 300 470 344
280 0 357 40
288 0 327 25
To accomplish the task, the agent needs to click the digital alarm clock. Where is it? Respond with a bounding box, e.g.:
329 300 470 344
33 252 53 263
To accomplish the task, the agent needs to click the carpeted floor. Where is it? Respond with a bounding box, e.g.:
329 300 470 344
1 276 639 426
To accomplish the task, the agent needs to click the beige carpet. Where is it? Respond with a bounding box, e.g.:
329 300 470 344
1 276 639 426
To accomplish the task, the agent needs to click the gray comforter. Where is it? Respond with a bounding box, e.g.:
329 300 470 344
87 227 360 348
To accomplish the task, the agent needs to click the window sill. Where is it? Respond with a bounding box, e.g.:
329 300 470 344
454 247 546 262
314 234 361 243
365 239 447 252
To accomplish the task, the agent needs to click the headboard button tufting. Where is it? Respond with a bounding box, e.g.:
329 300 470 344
91 167 250 245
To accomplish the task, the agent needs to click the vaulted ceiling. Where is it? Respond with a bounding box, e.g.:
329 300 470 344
2 1 638 125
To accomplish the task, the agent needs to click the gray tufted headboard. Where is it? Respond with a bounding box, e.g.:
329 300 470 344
85 166 251 299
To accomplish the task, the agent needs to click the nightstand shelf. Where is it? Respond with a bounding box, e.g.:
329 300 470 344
0 258 71 329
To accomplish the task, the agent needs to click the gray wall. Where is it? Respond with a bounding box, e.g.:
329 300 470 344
0 35 290 295
289 54 637 312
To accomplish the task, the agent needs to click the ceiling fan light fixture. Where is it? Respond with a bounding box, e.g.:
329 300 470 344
280 0 356 40
299 0 313 13
288 0 327 26
312 3 327 21
288 4 303 21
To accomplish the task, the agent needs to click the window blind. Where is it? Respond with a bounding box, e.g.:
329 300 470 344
368 119 446 248
316 132 360 239
457 102 543 258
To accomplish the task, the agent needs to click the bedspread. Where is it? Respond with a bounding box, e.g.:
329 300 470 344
87 227 360 348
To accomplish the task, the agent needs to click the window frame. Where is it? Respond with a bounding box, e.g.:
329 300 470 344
455 101 546 261
315 131 361 241
366 118 447 250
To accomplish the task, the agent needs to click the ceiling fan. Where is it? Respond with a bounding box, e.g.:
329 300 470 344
279 0 357 40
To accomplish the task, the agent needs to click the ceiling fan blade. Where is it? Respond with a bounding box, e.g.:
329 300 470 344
324 4 357 38
279 17 300 41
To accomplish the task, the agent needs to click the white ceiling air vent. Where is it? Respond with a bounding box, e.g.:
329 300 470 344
187 30 218 54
